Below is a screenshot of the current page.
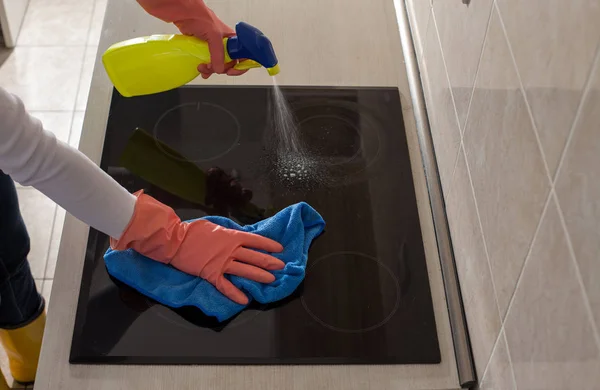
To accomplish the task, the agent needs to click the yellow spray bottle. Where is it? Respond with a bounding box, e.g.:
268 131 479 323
102 22 280 97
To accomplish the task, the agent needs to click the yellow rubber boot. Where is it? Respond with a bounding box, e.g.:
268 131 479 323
0 310 45 384
0 371 9 390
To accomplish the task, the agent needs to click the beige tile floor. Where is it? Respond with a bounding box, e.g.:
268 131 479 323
0 0 107 387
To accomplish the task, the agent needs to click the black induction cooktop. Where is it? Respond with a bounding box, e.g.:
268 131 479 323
70 86 441 365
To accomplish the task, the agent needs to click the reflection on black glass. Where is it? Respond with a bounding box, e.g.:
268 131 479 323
118 128 265 224
170 284 304 331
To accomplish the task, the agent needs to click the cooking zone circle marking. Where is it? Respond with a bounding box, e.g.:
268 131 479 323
153 102 241 163
300 251 401 333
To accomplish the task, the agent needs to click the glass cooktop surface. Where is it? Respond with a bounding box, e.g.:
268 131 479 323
70 86 441 365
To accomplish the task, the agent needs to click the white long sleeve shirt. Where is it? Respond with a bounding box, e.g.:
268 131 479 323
0 86 136 239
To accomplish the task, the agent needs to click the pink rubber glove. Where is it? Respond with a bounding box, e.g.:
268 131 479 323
136 0 247 79
110 191 285 305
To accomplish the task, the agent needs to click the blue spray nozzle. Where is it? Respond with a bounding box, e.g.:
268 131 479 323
227 22 279 72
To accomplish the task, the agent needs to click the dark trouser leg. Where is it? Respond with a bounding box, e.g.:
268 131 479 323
0 172 43 328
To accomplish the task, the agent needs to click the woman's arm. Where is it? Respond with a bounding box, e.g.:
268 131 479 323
0 1 240 239
0 87 136 239
0 84 283 304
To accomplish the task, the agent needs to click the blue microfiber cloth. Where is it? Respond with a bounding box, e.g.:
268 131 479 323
104 202 325 322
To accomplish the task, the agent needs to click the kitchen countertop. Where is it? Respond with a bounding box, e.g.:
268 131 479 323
35 0 460 388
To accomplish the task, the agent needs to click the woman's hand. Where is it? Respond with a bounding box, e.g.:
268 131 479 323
136 0 248 79
174 11 248 79
111 191 284 305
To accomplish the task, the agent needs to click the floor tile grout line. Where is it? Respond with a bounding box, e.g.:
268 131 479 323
457 0 495 140
447 0 495 260
488 8 590 385
430 9 464 142
446 141 462 197
476 301 504 384
418 7 432 64
551 41 600 187
428 7 467 192
40 204 59 281
75 0 98 109
501 327 518 390
451 0 504 329
478 328 517 389
429 0 494 214
64 0 98 150
444 145 462 202
552 192 600 352
433 2 506 381
549 43 600 352
484 189 554 390
494 1 553 187
498 0 600 350
492 0 554 324
460 140 506 374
